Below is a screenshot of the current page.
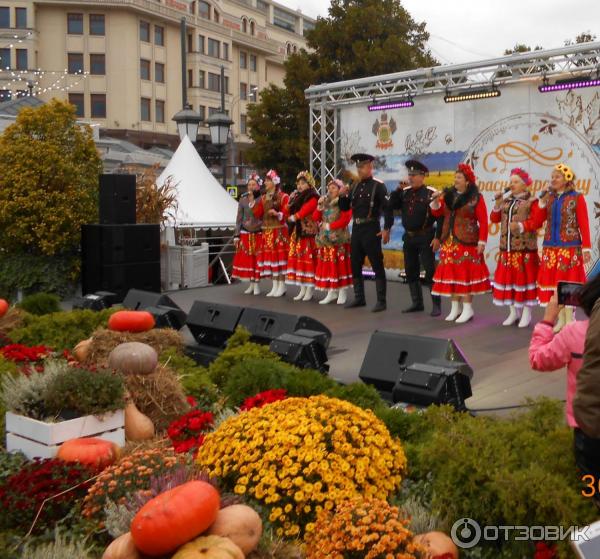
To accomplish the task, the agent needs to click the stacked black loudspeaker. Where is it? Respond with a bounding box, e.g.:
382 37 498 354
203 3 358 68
81 175 161 302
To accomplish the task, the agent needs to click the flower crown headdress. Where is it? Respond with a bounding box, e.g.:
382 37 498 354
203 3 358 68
328 178 345 190
510 167 533 186
296 170 316 188
554 163 575 183
265 169 281 185
457 163 476 184
247 172 263 186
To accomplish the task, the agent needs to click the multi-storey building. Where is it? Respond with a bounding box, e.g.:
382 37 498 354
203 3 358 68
0 0 314 182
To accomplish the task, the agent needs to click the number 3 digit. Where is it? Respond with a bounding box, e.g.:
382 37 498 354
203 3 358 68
581 475 596 498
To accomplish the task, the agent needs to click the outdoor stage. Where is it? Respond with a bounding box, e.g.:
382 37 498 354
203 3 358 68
167 281 568 415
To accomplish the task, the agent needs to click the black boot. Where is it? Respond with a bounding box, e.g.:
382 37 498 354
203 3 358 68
372 278 387 312
345 279 366 308
402 282 424 313
430 293 442 317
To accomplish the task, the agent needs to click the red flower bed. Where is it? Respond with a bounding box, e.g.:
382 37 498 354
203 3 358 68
0 343 53 363
240 388 287 411
167 409 214 456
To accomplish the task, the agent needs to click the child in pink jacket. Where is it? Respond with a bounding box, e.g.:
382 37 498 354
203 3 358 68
529 292 588 428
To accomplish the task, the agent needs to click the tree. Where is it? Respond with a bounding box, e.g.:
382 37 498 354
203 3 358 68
503 44 543 55
247 0 437 186
565 31 597 46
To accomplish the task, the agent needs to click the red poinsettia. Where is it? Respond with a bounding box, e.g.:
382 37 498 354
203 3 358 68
240 389 287 411
167 409 214 456
534 542 557 559
0 343 53 363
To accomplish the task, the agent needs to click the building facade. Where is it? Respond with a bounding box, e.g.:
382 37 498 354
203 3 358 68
0 0 314 183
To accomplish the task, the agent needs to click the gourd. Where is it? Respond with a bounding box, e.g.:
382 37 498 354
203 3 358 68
172 536 244 559
207 504 262 554
56 437 120 469
124 402 155 442
108 311 155 333
73 338 92 362
108 342 158 375
413 531 459 559
102 532 142 559
0 299 8 318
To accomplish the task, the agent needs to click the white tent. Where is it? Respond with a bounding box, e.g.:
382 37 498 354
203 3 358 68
158 135 237 228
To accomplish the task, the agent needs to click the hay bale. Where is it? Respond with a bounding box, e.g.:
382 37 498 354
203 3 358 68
124 364 190 432
0 307 26 337
85 327 183 367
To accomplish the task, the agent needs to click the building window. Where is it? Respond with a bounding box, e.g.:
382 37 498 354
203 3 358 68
224 76 229 93
15 7 27 29
273 7 296 32
207 38 220 58
140 58 151 80
91 94 106 118
68 53 84 74
207 72 220 92
198 34 205 53
257 0 269 11
250 54 257 71
67 13 83 34
241 17 247 33
156 100 165 123
141 97 151 121
286 43 291 55
0 7 9 28
198 105 206 121
250 20 255 35
139 20 150 42
239 51 247 69
155 62 164 83
15 49 27 70
198 70 205 88
240 82 247 100
222 43 229 60
240 114 247 135
208 106 220 117
303 19 315 36
89 14 105 35
0 48 9 69
213 10 219 23
68 93 84 117
199 1 210 19
154 25 164 46
89 53 105 74
249 85 257 102
187 33 193 52
188 69 193 87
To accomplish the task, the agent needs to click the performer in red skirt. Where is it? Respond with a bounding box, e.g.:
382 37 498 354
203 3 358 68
535 162 591 331
232 173 263 295
250 169 290 297
313 178 353 305
286 171 320 301
430 163 491 323
490 168 544 328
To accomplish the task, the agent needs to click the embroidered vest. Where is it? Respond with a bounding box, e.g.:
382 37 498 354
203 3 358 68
316 198 350 247
543 190 582 247
298 199 319 238
237 196 262 234
498 195 538 252
441 194 480 246
262 190 287 229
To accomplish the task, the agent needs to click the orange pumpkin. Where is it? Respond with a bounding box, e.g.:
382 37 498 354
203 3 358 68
108 311 155 333
413 531 459 559
102 532 142 559
57 437 120 469
207 504 262 554
172 536 244 559
0 299 8 318
131 480 220 556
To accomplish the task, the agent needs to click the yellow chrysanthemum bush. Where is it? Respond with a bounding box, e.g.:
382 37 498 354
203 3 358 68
196 395 407 538
305 497 422 559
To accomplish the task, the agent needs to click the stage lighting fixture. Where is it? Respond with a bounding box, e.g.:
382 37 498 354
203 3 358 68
538 77 600 93
444 88 500 103
368 99 414 111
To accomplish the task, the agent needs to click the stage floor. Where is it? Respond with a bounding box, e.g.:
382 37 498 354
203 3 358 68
167 281 569 415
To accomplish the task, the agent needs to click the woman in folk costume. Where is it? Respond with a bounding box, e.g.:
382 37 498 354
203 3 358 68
536 162 592 332
232 173 263 295
490 168 545 328
250 169 290 297
313 178 353 305
430 163 491 323
286 171 320 301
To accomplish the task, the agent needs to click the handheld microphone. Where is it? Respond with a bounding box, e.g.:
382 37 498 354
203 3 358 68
494 187 510 201
538 187 552 200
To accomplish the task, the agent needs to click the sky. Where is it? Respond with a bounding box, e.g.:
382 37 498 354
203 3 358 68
277 0 600 65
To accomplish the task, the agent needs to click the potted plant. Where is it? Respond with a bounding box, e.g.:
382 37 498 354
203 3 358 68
2 360 125 458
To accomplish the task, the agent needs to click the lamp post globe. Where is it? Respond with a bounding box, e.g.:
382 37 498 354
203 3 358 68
206 111 233 146
172 103 202 141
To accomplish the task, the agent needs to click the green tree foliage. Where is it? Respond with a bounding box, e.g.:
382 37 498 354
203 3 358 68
247 0 437 184
503 43 543 54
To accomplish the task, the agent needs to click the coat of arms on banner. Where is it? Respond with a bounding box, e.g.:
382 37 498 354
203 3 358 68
372 112 396 149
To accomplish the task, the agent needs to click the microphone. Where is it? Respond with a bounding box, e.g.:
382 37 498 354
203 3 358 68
538 187 552 200
494 187 510 201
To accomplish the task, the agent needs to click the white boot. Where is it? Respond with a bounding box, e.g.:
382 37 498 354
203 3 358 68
302 285 314 302
244 282 254 294
266 280 278 297
293 285 307 301
320 289 338 305
455 302 474 323
502 305 519 326
337 287 347 305
518 306 531 328
273 280 286 298
445 300 461 321
253 282 261 296
553 308 566 333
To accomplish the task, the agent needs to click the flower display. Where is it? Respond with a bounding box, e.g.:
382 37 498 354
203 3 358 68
239 388 287 411
167 409 214 455
305 497 421 559
0 343 52 363
197 395 407 537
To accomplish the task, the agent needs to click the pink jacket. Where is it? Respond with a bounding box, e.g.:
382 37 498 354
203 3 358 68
529 319 589 428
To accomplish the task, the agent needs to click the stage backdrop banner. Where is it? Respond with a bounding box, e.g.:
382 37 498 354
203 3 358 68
339 82 600 276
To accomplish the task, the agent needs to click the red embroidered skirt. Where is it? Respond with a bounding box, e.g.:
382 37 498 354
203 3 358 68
315 244 353 290
492 250 539 307
286 233 317 285
258 227 289 277
537 246 587 305
432 238 491 297
232 231 262 282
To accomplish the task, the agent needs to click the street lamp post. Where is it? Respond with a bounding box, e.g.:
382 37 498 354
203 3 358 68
172 103 202 142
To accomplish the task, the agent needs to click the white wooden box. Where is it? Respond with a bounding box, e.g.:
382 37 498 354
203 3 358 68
5 410 125 459
162 244 209 289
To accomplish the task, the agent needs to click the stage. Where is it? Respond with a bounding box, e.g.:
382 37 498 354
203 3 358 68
167 281 569 415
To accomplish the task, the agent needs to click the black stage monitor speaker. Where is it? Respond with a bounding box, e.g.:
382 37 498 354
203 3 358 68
238 308 332 348
72 291 119 311
145 306 187 331
186 301 244 348
123 289 178 311
82 224 160 265
99 174 136 224
269 333 329 374
359 331 472 402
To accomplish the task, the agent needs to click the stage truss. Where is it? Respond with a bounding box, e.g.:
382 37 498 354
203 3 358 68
306 41 600 191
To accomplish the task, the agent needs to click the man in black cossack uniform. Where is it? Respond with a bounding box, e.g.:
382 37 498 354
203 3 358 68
339 153 391 313
385 160 442 316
